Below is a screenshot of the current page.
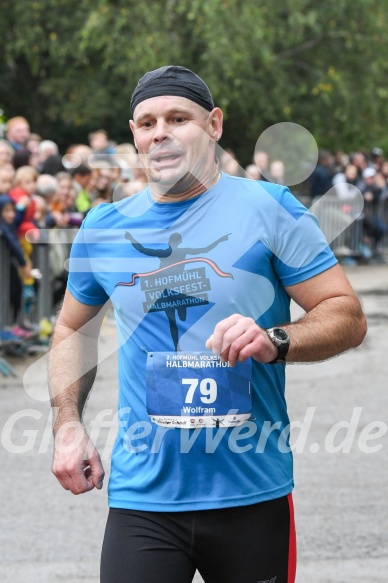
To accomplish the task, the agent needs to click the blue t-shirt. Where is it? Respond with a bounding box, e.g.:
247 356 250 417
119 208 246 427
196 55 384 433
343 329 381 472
67 173 337 511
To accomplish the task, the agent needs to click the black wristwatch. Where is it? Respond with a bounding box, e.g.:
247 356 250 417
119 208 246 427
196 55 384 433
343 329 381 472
266 327 290 364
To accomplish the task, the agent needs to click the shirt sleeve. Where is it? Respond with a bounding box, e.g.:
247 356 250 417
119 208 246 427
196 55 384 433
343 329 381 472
67 214 110 306
271 186 338 286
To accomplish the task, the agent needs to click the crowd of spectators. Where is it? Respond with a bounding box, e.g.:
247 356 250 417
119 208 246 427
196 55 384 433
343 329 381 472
0 116 148 351
0 115 387 360
223 146 388 259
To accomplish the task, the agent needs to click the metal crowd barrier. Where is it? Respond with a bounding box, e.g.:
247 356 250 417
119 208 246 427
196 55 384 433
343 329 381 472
298 194 388 257
33 242 52 323
378 198 388 251
0 233 12 330
311 194 364 257
0 235 53 329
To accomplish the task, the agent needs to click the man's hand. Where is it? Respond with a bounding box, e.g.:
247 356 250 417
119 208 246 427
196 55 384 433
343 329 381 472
52 421 105 495
205 314 277 367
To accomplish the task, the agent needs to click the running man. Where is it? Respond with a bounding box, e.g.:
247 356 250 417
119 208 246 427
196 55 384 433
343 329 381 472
49 66 367 583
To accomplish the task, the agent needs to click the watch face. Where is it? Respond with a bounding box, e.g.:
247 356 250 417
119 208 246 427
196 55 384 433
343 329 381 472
273 328 289 341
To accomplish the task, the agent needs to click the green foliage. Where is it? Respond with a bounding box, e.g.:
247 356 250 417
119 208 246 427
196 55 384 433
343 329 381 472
1 0 388 161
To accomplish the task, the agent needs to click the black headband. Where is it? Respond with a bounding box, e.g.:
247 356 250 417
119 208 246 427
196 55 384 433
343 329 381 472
130 66 214 117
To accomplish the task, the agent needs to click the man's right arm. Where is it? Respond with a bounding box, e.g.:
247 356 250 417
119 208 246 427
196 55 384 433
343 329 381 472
49 290 107 495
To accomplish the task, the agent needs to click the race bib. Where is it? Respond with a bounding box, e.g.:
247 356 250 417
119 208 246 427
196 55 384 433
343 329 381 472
146 352 252 428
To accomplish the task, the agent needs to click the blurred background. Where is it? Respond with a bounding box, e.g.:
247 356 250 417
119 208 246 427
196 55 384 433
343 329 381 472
1 3 388 581
1 0 388 162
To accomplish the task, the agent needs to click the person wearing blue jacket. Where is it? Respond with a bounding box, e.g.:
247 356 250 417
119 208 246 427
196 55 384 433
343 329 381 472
0 195 30 322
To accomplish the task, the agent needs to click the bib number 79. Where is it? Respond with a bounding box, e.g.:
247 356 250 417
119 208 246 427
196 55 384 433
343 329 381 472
182 378 217 404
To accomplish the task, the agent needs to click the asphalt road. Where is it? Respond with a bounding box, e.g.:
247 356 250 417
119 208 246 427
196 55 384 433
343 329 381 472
0 265 387 583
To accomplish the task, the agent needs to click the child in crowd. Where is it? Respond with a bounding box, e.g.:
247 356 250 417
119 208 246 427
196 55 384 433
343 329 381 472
9 165 41 326
9 165 38 236
0 164 15 196
0 195 31 325
33 195 48 228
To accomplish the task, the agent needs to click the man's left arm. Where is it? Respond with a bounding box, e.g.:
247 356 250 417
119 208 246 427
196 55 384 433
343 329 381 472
206 264 367 366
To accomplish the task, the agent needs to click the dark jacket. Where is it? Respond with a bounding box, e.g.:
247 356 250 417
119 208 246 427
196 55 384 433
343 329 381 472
0 195 27 267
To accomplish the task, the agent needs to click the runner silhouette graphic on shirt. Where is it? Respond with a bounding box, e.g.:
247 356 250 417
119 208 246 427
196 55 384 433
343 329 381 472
124 231 230 350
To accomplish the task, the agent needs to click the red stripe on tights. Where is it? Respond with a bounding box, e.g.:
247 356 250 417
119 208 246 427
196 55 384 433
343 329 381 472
287 493 297 582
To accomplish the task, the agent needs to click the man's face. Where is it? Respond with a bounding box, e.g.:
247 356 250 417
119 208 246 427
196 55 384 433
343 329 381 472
7 122 30 145
353 152 366 169
345 164 357 181
254 151 268 170
72 145 93 164
270 160 284 180
91 132 108 151
130 96 221 194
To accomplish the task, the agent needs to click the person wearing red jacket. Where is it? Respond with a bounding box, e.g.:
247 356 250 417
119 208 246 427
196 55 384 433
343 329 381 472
9 165 39 239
